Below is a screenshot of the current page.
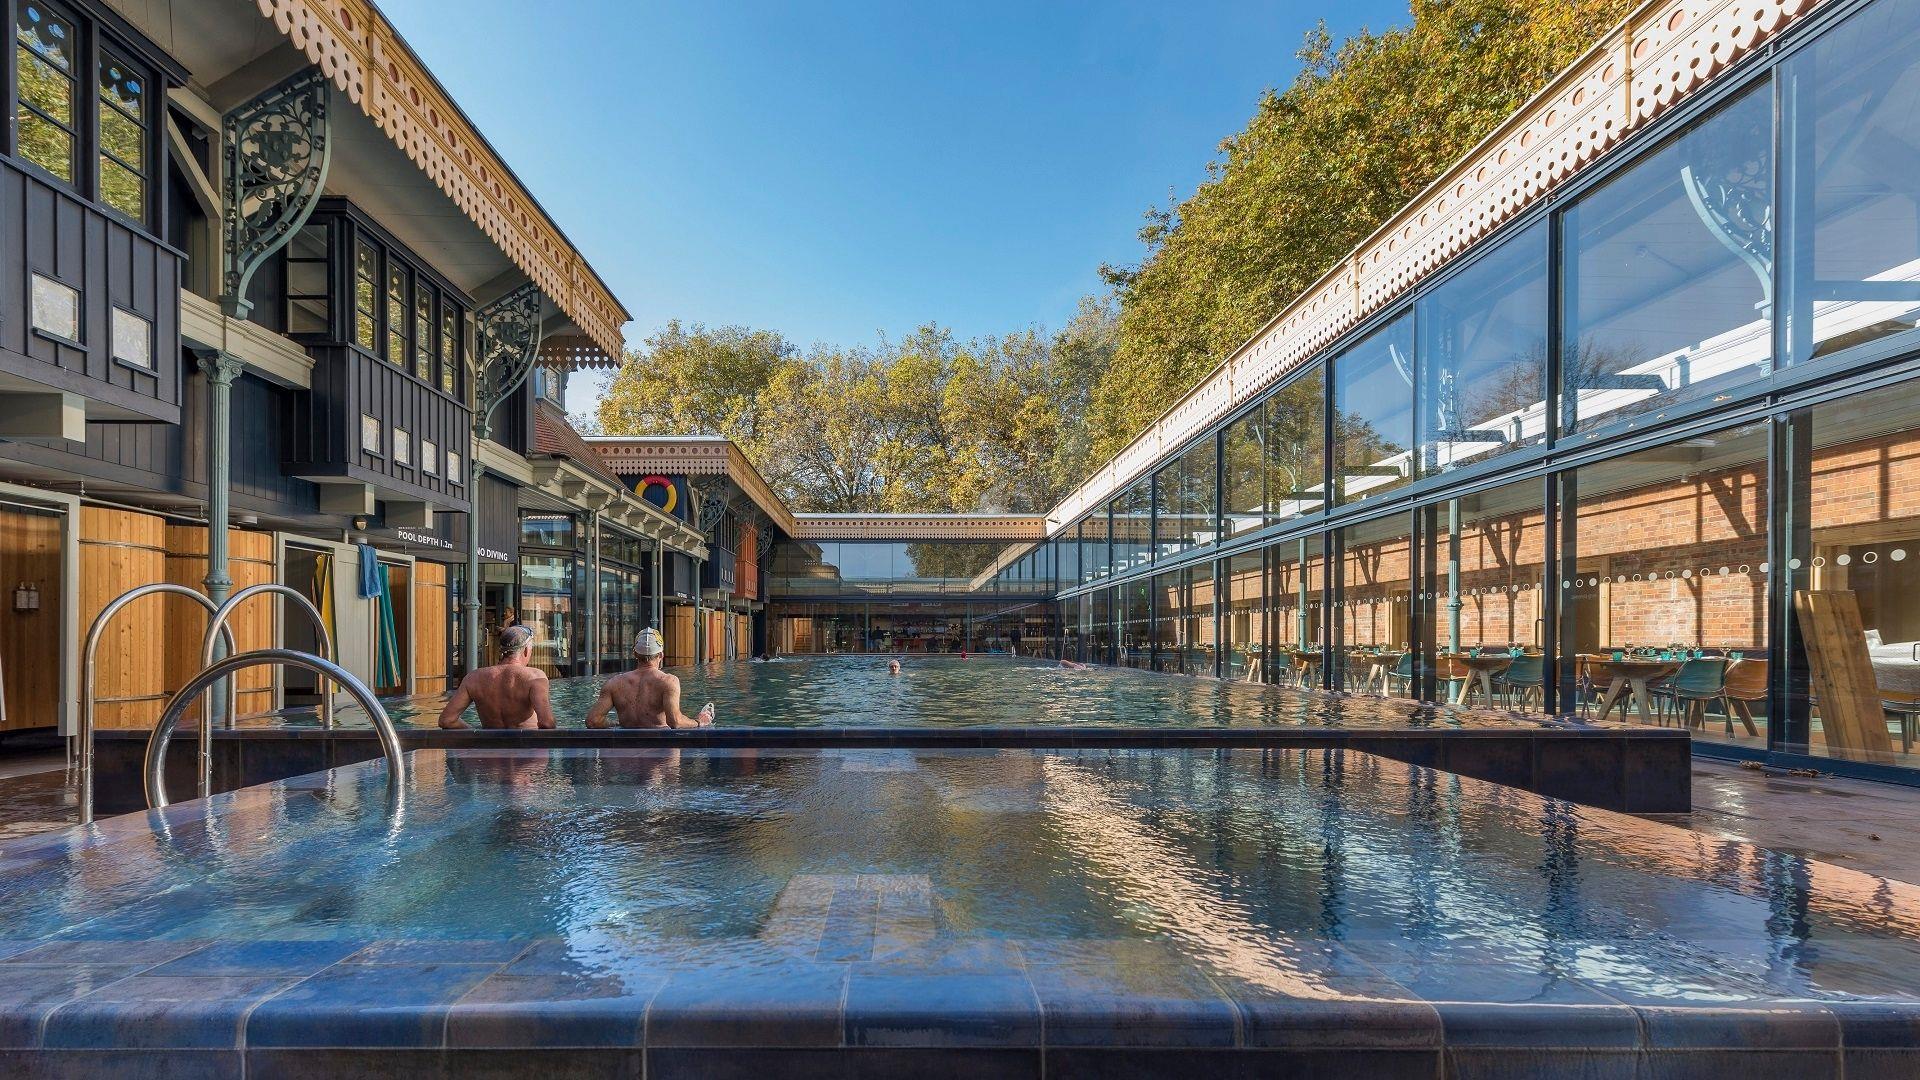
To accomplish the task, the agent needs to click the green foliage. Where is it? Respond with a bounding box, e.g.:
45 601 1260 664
594 304 1119 514
1089 0 1638 461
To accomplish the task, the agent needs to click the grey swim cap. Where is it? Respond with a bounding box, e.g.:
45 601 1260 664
499 625 534 653
634 628 665 657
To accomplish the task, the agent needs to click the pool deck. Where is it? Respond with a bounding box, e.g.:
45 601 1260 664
1 748 1919 1079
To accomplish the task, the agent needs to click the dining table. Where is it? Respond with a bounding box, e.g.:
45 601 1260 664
1346 650 1395 695
1440 652 1516 706
1584 656 1682 724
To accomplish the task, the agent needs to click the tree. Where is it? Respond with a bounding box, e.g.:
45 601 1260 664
1090 0 1640 461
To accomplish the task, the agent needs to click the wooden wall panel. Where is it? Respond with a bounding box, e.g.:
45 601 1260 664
164 527 276 716
0 508 63 731
79 507 168 728
413 561 449 696
665 604 694 668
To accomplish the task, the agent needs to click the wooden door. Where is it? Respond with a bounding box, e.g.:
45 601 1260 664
165 526 275 717
0 506 63 731
79 508 167 728
666 605 694 667
413 561 449 697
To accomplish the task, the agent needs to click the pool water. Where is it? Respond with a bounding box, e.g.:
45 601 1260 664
306 655 1590 731
8 746 1918 1005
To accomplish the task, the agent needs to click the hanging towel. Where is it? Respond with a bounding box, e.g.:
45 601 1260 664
357 544 381 599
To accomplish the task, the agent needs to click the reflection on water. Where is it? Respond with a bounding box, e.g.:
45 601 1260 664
278 656 1607 732
7 747 1920 1004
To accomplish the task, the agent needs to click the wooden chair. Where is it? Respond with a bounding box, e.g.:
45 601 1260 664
1716 657 1766 737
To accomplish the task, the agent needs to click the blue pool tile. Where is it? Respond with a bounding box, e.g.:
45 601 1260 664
43 974 295 1049
445 972 662 1048
148 941 369 978
245 961 497 1048
844 972 1040 1047
0 965 145 1047
1375 962 1642 1048
3 940 207 969
1826 1000 1920 1048
645 962 849 1048
0 1047 243 1079
344 939 530 966
1231 982 1443 1051
1633 1003 1840 1050
857 938 1025 975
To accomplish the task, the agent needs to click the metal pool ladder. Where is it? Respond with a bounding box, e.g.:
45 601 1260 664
77 582 352 825
143 648 406 813
79 583 237 825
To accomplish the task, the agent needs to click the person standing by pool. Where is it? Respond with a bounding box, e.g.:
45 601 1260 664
585 628 716 729
438 625 557 730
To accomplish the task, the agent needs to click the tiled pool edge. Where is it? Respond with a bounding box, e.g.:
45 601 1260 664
0 932 1908 1080
95 724 1693 816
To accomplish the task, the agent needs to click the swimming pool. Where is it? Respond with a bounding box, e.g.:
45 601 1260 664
317 655 1606 731
6 746 1918 1077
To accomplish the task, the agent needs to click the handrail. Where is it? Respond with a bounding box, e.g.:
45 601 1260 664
145 648 405 812
202 583 337 731
79 584 237 826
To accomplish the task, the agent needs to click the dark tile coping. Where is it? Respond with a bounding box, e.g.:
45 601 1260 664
94 723 1693 815
0 933 1904 1078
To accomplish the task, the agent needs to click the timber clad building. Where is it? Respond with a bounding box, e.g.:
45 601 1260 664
5 0 1920 787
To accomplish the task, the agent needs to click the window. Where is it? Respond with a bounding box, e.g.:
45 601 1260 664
1333 314 1415 504
285 223 330 334
413 286 433 381
446 449 463 484
1561 422 1768 740
1417 221 1548 473
1110 477 1150 575
1424 479 1548 707
384 262 407 366
1269 533 1325 678
1223 364 1326 536
421 439 438 476
1339 513 1417 696
29 272 77 340
360 413 382 455
95 49 146 220
110 307 149 367
1561 84 1773 435
520 512 576 549
439 307 459 394
14 2 76 183
1225 550 1265 680
392 427 411 467
1153 437 1216 560
353 239 379 351
535 364 565 405
1781 0 1920 366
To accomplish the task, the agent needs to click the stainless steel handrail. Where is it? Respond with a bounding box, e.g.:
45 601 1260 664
79 584 237 826
202 583 337 733
145 648 405 812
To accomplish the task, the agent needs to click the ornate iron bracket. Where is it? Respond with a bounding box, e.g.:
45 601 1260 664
756 519 777 561
472 282 544 441
222 69 332 319
692 479 733 540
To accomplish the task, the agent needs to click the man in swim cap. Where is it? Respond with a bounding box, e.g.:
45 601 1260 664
584 628 716 729
888 659 901 675
438 625 557 730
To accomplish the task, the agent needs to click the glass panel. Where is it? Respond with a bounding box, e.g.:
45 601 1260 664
1418 222 1548 474
290 223 328 261
1118 576 1151 669
1111 478 1151 575
1340 513 1417 696
1561 422 1769 740
16 4 75 183
1154 437 1216 559
1081 513 1108 583
1268 533 1325 687
520 513 577 549
360 414 381 454
392 428 410 467
99 160 141 219
1562 84 1773 436
1222 366 1327 536
421 439 437 476
385 264 407 365
110 307 149 367
414 288 433 380
446 450 462 483
1152 569 1184 673
1334 315 1414 504
1427 479 1547 711
29 273 77 340
767 541 1004 595
354 241 379 351
440 309 458 393
1782 0 1920 365
1792 376 1920 768
1224 550 1265 680
520 554 574 677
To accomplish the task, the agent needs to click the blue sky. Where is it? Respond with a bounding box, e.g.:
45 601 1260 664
379 0 1408 411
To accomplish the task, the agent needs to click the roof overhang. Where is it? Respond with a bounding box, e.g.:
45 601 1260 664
586 437 798 536
792 515 1048 542
527 457 707 558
